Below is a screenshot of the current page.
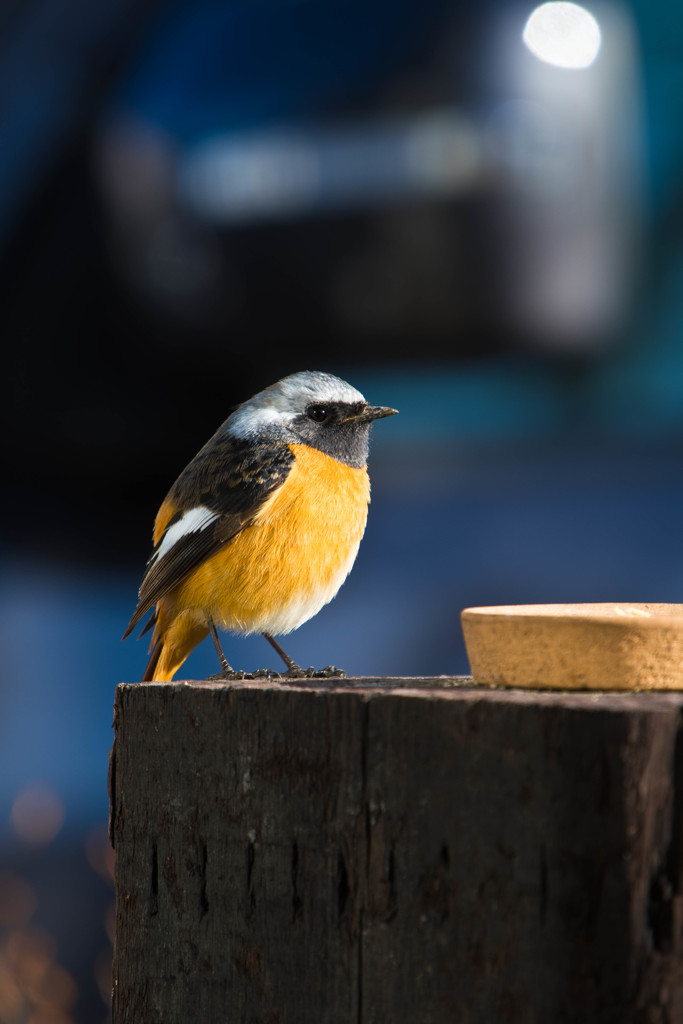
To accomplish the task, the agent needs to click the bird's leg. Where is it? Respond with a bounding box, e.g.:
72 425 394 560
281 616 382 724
208 617 234 678
262 634 346 679
262 633 307 676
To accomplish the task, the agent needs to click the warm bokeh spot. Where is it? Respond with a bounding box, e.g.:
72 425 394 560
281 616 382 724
10 787 65 847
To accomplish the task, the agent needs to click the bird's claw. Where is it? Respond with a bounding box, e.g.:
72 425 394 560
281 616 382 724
208 665 346 681
284 665 312 678
284 665 347 679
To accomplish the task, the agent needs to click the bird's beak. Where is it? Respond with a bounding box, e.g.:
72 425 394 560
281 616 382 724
350 405 398 424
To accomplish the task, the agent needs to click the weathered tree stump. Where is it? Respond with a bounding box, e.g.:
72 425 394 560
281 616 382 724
109 678 683 1023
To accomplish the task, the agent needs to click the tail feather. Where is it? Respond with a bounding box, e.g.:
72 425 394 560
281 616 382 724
122 601 153 641
142 634 164 682
139 602 210 682
138 610 157 638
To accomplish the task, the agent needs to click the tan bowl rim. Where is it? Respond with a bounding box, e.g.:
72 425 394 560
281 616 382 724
461 603 683 628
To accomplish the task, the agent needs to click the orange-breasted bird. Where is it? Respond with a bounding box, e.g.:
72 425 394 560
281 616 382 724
123 370 397 682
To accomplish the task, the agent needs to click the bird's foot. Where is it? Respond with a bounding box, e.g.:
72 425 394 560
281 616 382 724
212 668 286 679
312 665 346 679
284 664 312 678
208 665 346 681
282 665 346 679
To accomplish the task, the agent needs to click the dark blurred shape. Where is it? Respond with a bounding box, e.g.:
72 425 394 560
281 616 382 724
0 0 646 565
0 0 166 256
0 873 37 928
97 0 643 352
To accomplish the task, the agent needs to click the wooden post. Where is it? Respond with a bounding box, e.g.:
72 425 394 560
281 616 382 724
109 679 683 1023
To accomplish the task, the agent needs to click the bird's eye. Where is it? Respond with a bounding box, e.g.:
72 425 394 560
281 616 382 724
307 405 328 422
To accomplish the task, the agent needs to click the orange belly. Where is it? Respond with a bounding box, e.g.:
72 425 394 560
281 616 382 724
162 443 370 636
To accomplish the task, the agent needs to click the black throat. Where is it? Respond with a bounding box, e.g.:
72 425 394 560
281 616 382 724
291 401 371 468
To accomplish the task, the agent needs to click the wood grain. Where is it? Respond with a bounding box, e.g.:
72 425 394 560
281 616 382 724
110 679 683 1023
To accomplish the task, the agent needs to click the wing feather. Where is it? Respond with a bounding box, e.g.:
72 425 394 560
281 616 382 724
123 435 294 638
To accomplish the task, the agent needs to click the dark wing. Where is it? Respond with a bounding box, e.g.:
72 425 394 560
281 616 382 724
123 435 294 638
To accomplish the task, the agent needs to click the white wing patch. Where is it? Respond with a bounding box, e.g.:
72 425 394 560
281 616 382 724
154 505 219 561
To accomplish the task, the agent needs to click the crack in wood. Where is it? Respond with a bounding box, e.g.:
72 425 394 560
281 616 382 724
246 838 256 916
150 841 159 917
291 839 303 923
386 842 397 922
337 848 349 921
539 843 548 930
199 838 209 919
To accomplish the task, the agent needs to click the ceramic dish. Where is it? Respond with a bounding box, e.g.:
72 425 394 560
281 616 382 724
460 603 683 690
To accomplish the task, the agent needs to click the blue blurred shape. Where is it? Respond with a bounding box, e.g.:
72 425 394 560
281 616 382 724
114 0 451 140
0 557 140 839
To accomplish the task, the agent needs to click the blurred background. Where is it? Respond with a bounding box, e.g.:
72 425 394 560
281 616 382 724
1 0 683 1017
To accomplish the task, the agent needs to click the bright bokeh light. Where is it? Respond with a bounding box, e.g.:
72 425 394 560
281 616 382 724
523 2 602 69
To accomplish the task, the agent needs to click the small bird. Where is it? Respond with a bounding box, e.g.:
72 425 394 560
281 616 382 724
124 370 397 682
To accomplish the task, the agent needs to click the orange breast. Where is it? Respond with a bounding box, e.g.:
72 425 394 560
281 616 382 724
168 443 371 635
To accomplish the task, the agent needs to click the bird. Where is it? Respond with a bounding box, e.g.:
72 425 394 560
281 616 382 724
123 370 397 682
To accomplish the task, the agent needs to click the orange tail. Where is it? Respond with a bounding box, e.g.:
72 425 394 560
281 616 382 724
142 600 208 682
